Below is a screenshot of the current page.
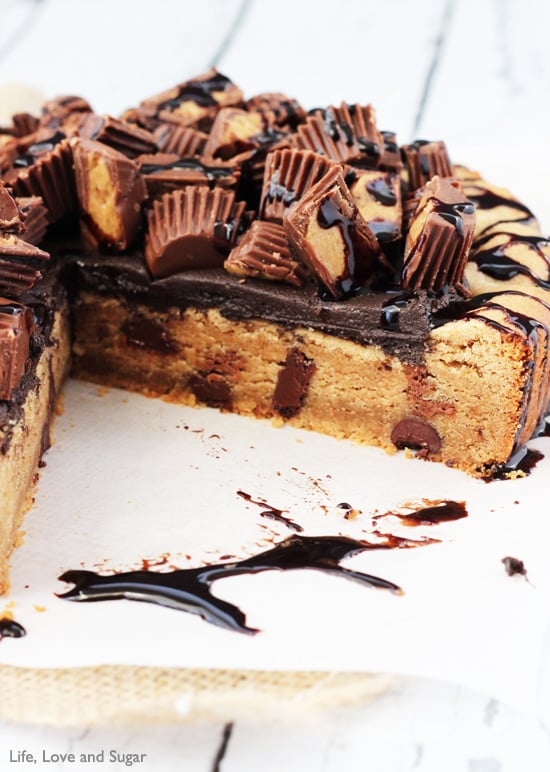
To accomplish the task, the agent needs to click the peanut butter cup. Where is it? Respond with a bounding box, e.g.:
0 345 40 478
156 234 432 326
0 298 35 400
145 186 246 278
0 184 21 232
225 220 307 287
401 140 453 191
246 92 306 130
284 166 382 298
6 134 77 222
137 152 239 198
139 69 244 132
402 176 475 292
152 124 208 157
345 167 402 244
77 114 156 158
259 148 335 222
15 196 49 245
72 138 147 251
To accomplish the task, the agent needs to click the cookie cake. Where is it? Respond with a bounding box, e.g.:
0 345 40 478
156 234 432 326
0 68 549 592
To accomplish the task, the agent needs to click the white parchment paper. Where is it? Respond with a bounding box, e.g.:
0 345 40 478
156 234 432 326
2 379 550 719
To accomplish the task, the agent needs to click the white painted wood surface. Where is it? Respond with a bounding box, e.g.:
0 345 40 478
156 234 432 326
1 0 550 769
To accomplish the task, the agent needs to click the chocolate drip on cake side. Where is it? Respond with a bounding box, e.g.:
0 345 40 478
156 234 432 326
465 295 548 460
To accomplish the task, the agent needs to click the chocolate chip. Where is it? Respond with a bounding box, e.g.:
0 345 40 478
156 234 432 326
189 372 232 409
122 315 179 354
391 418 441 453
273 348 316 418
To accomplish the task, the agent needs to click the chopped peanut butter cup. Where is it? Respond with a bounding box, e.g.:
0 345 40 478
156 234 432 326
0 259 42 298
302 103 384 168
284 165 383 299
401 140 453 191
39 95 93 131
0 233 49 295
137 153 239 198
77 114 156 158
145 186 246 278
379 131 402 172
0 233 49 262
153 124 208 157
15 196 49 245
225 220 308 287
6 135 77 222
345 167 402 244
0 184 22 232
246 93 306 130
259 148 335 223
202 107 286 162
293 115 359 165
73 138 147 251
11 113 39 138
0 297 35 400
139 69 244 132
402 176 475 292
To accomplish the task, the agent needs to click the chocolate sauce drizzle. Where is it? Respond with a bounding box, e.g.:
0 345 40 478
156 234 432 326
489 446 544 480
318 196 361 296
266 170 297 207
434 201 474 237
393 500 467 526
236 490 304 532
471 251 550 290
140 157 234 183
13 131 65 168
57 535 402 635
157 72 234 111
0 618 26 642
366 177 397 207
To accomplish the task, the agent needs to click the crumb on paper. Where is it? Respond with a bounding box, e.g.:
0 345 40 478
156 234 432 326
1 601 15 620
33 605 47 613
502 555 528 579
96 386 111 397
505 470 527 481
14 530 26 548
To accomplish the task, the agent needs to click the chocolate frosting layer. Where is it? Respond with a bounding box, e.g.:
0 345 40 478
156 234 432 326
71 251 445 364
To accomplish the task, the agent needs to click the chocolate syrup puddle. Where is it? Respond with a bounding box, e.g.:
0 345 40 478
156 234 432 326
0 618 26 642
393 500 467 526
57 535 402 635
489 446 544 481
237 489 303 532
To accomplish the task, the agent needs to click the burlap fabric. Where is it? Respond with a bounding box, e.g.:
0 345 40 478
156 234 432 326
0 666 392 726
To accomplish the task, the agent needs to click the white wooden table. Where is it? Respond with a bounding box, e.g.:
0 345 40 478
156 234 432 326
1 1 550 769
